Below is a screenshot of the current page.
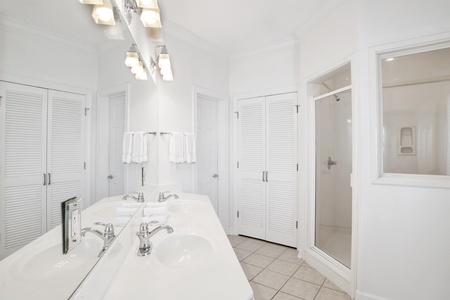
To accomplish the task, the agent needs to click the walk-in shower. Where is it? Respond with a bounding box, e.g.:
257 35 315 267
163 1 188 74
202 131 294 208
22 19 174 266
313 63 352 269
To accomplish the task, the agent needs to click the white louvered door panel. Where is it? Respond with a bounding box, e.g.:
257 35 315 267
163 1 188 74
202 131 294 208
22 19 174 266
237 97 266 239
265 93 297 247
47 91 85 230
0 82 47 259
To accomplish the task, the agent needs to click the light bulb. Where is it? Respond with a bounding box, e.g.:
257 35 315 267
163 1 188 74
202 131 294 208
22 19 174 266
135 68 148 80
125 52 139 67
131 61 144 75
96 7 113 22
141 9 157 26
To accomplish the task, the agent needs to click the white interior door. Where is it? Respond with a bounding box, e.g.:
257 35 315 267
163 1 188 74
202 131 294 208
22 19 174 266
0 82 47 258
47 90 85 230
265 93 297 247
108 93 125 196
197 96 219 213
237 97 266 240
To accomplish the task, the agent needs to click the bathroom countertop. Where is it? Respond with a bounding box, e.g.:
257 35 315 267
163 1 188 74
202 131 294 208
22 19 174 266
102 193 254 300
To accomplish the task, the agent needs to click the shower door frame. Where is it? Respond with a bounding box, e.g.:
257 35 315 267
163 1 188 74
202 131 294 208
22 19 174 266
302 60 358 298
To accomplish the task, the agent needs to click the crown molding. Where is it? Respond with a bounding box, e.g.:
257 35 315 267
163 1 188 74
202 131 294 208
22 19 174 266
230 37 300 60
293 0 346 39
163 19 230 60
0 16 97 53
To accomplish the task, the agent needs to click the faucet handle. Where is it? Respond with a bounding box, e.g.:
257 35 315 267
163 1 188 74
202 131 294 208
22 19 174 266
138 222 149 235
94 222 115 237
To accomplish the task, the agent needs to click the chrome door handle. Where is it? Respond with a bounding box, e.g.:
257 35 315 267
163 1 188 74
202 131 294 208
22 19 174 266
265 171 268 182
107 174 114 179
212 173 219 178
262 171 265 182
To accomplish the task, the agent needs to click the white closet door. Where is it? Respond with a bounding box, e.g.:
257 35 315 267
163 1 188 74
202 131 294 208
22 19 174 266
0 82 47 258
47 91 85 230
265 93 297 247
237 97 266 239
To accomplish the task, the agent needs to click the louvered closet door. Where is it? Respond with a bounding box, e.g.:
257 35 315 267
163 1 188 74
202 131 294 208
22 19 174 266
47 91 85 230
0 82 47 258
238 97 266 239
265 93 297 247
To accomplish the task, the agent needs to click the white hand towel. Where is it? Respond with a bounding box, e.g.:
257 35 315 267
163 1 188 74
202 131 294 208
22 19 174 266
122 132 133 163
184 132 196 163
116 207 138 216
146 202 167 208
143 206 168 216
132 132 147 163
143 214 168 225
115 216 131 227
169 132 185 163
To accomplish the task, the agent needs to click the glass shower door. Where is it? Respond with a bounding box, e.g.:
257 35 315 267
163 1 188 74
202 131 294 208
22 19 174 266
315 90 352 268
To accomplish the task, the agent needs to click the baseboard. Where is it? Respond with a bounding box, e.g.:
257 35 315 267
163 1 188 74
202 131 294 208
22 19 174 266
355 290 390 300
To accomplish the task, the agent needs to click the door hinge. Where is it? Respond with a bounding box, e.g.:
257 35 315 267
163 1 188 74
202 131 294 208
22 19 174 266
84 162 86 170
85 108 90 116
234 111 239 119
237 161 239 168
237 211 240 218
296 221 298 229
296 163 298 171
295 105 300 113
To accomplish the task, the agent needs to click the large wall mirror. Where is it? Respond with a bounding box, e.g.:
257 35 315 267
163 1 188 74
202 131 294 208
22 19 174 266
379 44 450 177
0 0 158 298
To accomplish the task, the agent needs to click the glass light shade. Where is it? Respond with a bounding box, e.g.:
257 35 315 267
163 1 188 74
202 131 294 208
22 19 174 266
140 9 162 28
80 0 103 5
135 68 148 80
92 0 115 25
162 70 173 81
136 0 158 9
158 53 171 69
80 0 104 4
160 66 171 75
131 61 144 75
125 52 139 67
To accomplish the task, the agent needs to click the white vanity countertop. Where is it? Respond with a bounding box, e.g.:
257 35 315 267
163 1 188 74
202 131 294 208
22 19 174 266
102 193 254 300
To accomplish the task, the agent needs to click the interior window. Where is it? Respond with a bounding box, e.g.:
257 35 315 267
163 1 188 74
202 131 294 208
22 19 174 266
380 46 450 176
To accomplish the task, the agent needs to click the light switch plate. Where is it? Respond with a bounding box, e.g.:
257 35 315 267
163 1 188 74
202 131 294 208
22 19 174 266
62 196 82 254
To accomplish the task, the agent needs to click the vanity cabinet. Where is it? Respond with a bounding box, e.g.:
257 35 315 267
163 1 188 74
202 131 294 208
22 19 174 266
0 81 85 258
236 92 297 247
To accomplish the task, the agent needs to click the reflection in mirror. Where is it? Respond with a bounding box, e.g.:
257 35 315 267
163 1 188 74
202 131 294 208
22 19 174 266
0 0 158 298
381 46 450 175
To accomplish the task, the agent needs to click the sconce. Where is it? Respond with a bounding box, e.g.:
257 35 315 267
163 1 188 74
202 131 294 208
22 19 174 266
155 45 173 81
79 0 118 26
124 0 162 28
125 44 156 81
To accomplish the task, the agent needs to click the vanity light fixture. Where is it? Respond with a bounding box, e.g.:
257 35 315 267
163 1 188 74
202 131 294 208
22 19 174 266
155 45 173 81
92 0 116 25
124 0 162 28
124 43 150 80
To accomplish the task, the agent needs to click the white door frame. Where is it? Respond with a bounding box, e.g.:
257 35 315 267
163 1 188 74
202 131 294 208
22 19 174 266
192 86 229 232
96 83 130 202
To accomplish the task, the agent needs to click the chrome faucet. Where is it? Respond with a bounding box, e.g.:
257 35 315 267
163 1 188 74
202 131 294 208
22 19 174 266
81 222 116 257
158 191 179 202
123 192 145 202
136 222 174 256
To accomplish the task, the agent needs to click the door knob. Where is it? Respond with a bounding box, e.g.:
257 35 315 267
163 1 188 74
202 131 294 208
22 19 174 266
212 173 219 178
107 174 114 179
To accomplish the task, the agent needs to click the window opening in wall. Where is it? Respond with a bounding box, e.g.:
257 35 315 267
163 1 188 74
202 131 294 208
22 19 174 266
379 46 450 176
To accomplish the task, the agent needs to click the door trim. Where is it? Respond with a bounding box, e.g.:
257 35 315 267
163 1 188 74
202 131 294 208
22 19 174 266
96 84 130 202
192 86 229 232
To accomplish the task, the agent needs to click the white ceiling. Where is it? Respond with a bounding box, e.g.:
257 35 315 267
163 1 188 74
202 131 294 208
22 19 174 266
0 0 344 54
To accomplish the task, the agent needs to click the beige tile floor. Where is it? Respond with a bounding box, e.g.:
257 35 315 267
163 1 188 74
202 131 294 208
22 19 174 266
228 235 352 300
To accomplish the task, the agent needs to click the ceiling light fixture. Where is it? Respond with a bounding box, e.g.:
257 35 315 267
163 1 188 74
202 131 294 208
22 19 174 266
155 45 173 81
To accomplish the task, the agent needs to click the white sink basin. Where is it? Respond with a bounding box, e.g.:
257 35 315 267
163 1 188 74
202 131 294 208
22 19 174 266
167 200 207 214
10 238 102 281
155 234 216 268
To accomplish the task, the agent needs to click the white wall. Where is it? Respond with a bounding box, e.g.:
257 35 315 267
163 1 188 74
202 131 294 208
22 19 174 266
157 34 229 192
356 1 450 299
